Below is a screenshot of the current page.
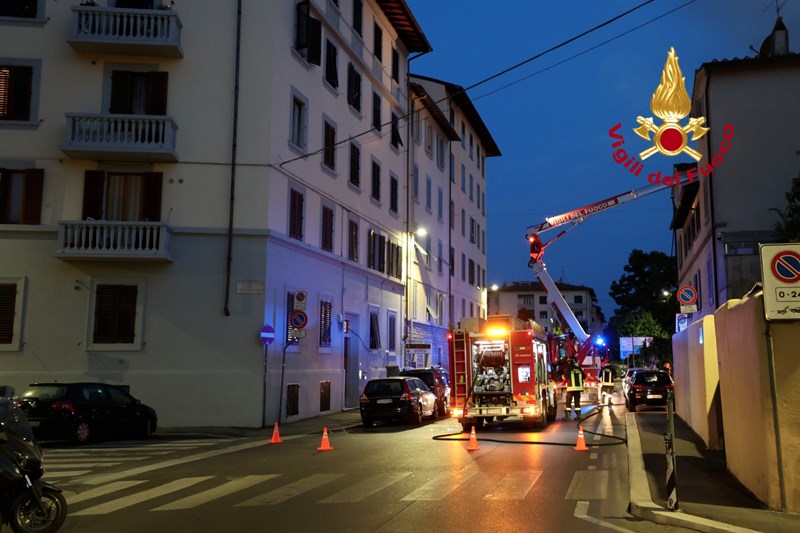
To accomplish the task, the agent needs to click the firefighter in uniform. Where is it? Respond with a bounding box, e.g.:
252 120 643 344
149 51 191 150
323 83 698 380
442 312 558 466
600 363 616 408
565 357 584 420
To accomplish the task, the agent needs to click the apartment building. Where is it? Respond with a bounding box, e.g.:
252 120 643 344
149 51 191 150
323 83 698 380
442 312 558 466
0 0 431 427
487 281 605 336
410 74 501 334
672 18 800 319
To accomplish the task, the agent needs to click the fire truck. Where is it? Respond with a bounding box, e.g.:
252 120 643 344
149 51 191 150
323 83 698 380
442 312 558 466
525 181 671 397
448 315 558 432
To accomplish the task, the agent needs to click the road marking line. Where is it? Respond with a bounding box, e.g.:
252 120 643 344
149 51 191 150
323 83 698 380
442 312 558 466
574 501 634 532
401 468 477 501
236 473 344 506
42 471 90 478
71 477 213 515
565 471 608 500
153 475 280 510
81 439 269 486
66 481 148 505
483 470 542 500
45 462 122 468
319 472 410 503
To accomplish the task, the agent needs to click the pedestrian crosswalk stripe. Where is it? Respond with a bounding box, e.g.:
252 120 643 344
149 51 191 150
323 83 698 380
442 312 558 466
66 481 148 505
483 471 543 500
43 471 90 479
71 477 213 516
565 470 608 500
152 475 280 511
400 469 477 501
236 473 345 506
318 472 411 503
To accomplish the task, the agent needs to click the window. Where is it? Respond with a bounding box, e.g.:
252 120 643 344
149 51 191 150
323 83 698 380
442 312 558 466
437 240 443 274
461 208 465 236
373 22 383 61
348 219 359 261
386 240 402 279
352 0 362 35
539 295 547 305
450 154 455 183
109 70 167 116
369 309 381 349
289 188 304 240
391 48 399 82
324 40 338 88
575 310 584 320
413 165 419 202
425 122 433 156
93 284 137 344
460 121 465 147
469 259 475 285
482 192 486 216
425 176 432 212
290 92 308 150
469 134 474 159
574 295 584 304
469 174 474 201
477 184 481 210
0 0 40 19
321 205 334 252
478 146 482 168
390 174 398 214
81 171 162 222
0 280 24 350
367 230 386 272
461 253 466 282
707 256 714 307
449 247 455 276
387 312 397 352
370 160 380 202
391 112 402 148
0 168 43 224
0 65 33 121
372 92 381 132
323 120 336 170
539 311 548 319
461 165 466 192
449 200 454 229
349 142 360 187
437 187 443 221
425 233 431 267
347 63 362 112
436 136 445 169
470 217 476 243
319 299 332 348
295 0 321 65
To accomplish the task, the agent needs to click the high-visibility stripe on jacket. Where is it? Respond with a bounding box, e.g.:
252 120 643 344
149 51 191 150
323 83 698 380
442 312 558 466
567 367 584 391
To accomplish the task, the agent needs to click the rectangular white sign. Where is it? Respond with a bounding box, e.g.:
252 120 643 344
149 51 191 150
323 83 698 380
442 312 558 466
759 243 800 321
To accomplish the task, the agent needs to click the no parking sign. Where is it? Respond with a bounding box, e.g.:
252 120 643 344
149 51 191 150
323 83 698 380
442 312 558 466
760 244 800 321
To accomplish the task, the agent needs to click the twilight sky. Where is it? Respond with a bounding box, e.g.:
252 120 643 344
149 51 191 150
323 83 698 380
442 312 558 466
406 0 800 316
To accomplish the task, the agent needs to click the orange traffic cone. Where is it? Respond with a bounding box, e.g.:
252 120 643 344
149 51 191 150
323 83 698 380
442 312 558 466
466 426 480 451
317 427 334 451
269 422 283 444
574 425 589 451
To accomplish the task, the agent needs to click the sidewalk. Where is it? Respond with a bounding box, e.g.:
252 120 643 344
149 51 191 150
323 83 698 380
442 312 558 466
628 412 799 533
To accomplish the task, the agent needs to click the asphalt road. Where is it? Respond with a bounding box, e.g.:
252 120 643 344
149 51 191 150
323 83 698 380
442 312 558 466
49 407 691 533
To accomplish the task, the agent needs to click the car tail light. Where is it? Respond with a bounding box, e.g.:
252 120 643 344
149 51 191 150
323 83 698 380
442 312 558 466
399 381 411 401
666 383 675 391
359 394 369 404
52 400 74 412
633 384 645 391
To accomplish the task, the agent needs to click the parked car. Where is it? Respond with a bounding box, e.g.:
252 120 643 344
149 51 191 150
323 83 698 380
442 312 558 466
399 367 450 416
622 367 648 397
15 382 158 444
359 377 438 427
625 370 674 412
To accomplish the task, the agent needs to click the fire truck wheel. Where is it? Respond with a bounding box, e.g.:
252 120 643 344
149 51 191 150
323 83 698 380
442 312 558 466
546 400 557 421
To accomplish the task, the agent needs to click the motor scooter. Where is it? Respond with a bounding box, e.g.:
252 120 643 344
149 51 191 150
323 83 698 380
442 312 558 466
0 398 66 533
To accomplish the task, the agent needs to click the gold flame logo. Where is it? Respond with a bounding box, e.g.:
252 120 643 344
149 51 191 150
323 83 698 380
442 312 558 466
634 47 708 161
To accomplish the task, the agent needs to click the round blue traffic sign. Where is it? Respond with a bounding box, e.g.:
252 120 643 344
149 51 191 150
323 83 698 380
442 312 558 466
677 286 697 305
260 324 275 346
770 250 800 284
289 310 308 329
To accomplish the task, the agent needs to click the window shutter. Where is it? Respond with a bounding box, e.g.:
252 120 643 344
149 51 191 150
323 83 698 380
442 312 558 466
378 235 386 273
289 189 304 240
141 172 163 221
116 286 137 343
109 71 132 114
325 41 338 88
21 168 43 224
369 311 381 349
306 17 322 66
295 1 309 48
93 285 137 344
9 66 32 121
82 171 105 220
0 170 8 221
0 284 16 344
147 72 168 116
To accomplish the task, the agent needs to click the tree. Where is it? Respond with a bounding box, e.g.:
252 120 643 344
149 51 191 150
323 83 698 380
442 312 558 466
615 309 668 338
771 174 800 242
609 249 677 335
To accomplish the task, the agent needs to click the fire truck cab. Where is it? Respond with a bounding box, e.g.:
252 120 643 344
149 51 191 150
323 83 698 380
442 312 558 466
448 315 558 432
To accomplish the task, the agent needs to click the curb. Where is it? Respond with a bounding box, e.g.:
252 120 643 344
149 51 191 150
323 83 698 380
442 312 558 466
626 413 760 533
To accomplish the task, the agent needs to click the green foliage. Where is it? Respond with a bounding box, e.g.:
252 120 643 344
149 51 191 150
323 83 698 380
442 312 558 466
609 249 677 335
615 309 668 338
771 175 800 242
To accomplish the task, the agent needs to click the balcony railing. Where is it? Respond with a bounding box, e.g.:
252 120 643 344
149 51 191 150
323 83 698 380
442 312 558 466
61 113 178 162
55 221 173 262
67 5 183 58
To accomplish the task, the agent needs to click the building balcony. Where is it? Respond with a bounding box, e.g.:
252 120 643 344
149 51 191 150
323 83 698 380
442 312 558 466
61 113 178 162
67 5 183 58
55 220 173 262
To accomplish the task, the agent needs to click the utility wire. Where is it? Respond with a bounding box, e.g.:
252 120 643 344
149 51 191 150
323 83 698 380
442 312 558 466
275 0 658 169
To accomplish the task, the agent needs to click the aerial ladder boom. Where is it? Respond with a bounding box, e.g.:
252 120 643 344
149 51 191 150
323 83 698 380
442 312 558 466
526 181 671 367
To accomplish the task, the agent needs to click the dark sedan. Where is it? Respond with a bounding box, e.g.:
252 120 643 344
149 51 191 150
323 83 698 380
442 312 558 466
16 382 158 444
359 377 438 427
625 370 674 412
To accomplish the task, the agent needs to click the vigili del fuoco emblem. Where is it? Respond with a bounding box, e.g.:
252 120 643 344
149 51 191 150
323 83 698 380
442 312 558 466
634 47 709 161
